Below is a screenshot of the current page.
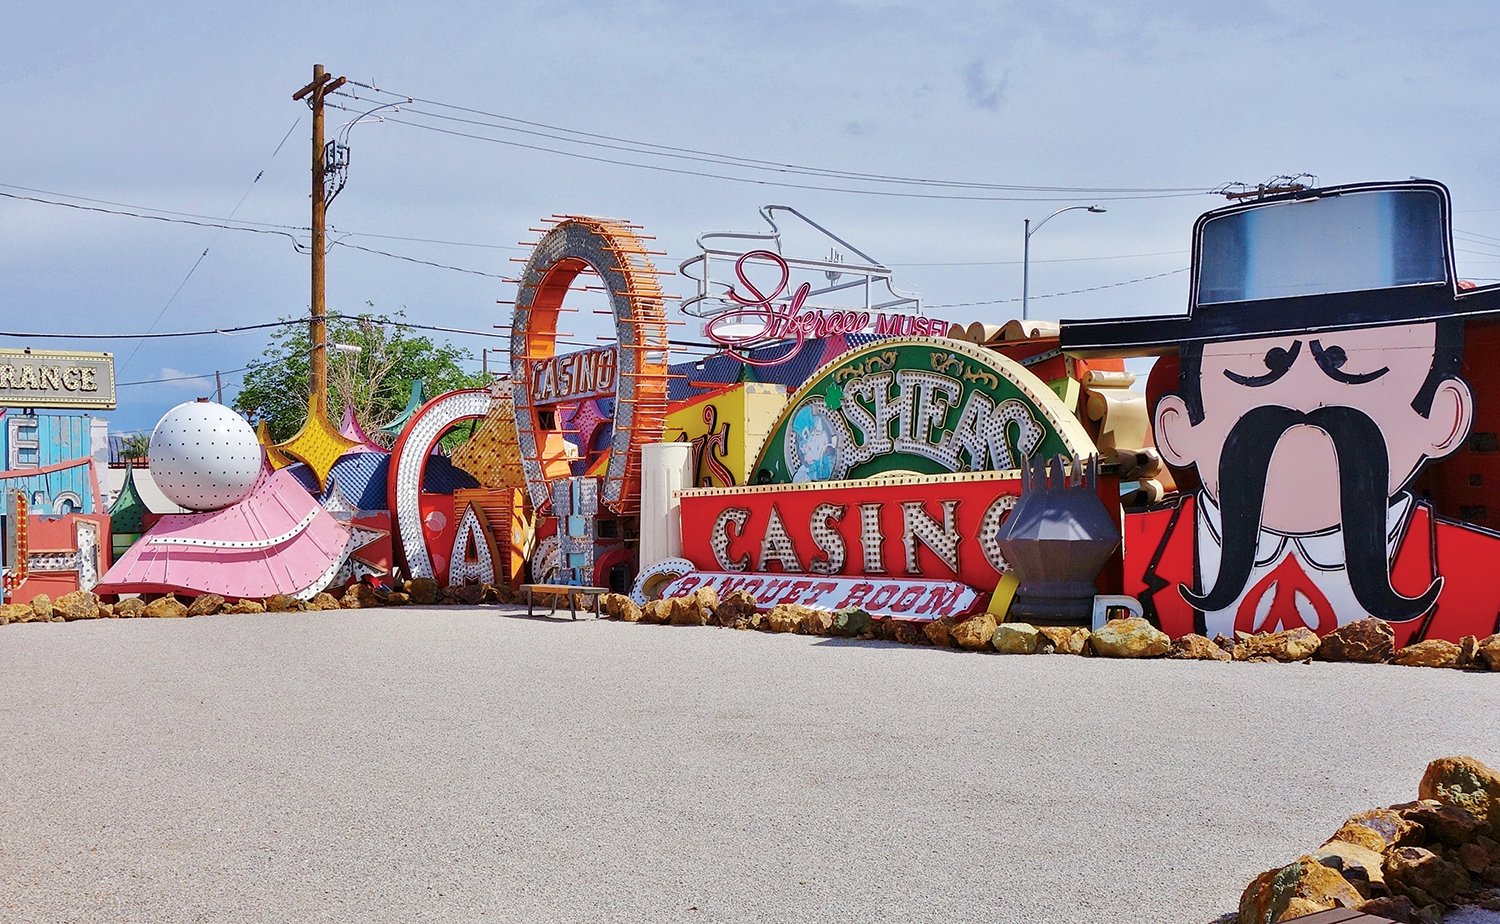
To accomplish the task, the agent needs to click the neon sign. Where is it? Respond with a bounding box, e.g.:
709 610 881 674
751 338 1095 484
530 346 617 405
703 251 949 366
661 571 980 620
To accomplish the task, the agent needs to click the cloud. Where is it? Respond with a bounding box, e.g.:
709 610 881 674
961 57 1008 112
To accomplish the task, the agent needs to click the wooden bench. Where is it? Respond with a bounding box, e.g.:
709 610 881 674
521 583 608 620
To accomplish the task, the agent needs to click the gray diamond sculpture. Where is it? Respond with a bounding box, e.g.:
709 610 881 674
993 455 1121 624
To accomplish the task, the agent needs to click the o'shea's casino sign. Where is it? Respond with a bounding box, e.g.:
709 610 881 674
674 337 1113 618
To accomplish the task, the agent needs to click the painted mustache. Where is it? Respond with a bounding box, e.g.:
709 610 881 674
1184 404 1439 620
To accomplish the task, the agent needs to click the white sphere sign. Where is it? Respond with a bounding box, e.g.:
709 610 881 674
148 402 262 511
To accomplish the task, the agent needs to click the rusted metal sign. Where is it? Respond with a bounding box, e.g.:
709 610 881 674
0 349 116 410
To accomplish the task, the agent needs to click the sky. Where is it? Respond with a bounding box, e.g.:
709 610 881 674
4 0 1499 435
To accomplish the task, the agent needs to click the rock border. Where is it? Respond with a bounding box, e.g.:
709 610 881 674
1236 755 1500 923
593 596 1500 673
0 577 523 624
4 585 1498 677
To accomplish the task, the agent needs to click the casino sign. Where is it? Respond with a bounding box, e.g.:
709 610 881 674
677 339 1108 603
751 337 1093 484
511 215 670 515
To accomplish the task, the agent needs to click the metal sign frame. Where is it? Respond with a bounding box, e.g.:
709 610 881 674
678 205 922 320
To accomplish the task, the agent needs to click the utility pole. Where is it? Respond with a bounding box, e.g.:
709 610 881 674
292 64 346 410
214 370 223 404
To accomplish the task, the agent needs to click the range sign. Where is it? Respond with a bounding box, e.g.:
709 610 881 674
0 349 116 410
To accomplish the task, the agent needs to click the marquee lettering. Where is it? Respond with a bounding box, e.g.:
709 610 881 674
685 470 1119 591
757 506 801 572
901 499 960 575
859 503 885 573
750 338 1094 485
0 364 102 393
661 571 981 620
830 369 1046 473
530 347 618 405
809 502 846 575
711 508 751 572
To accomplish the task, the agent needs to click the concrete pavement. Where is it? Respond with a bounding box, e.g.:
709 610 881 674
1 607 1495 923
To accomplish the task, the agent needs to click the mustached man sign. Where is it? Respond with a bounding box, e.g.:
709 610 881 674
1062 180 1500 646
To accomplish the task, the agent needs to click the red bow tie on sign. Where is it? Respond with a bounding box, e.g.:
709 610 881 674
1234 554 1337 634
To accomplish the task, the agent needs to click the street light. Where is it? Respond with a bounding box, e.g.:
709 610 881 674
1022 205 1106 321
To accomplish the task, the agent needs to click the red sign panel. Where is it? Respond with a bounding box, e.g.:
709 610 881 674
680 471 1116 591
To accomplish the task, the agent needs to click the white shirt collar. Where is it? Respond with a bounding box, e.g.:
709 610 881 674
1196 489 1414 570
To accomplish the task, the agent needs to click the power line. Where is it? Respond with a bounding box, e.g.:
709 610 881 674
0 189 308 248
393 100 1197 195
0 319 310 340
328 227 525 250
117 315 516 389
326 100 1208 204
5 182 1189 287
329 239 507 278
928 267 1189 308
324 314 509 339
0 187 515 278
0 183 306 230
0 182 538 260
118 366 251 387
117 115 305 377
343 81 1211 196
0 314 510 345
890 249 1188 267
1 183 541 278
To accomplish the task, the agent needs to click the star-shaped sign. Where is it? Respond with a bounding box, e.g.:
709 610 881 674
274 394 360 490
258 420 296 470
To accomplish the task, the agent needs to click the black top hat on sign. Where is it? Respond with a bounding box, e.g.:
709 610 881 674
1059 180 1500 356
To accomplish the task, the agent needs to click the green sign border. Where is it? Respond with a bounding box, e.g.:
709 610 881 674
751 337 1095 484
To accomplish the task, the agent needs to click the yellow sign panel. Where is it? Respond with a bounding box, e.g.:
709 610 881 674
273 394 360 489
663 383 788 488
0 349 116 410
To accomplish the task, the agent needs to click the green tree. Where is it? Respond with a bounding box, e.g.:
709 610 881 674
234 309 489 443
118 432 151 460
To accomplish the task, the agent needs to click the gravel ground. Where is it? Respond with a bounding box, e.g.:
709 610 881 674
0 608 1496 924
